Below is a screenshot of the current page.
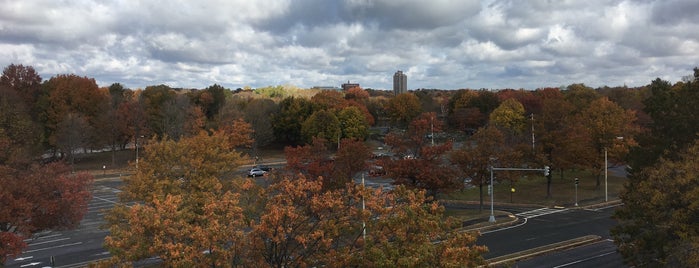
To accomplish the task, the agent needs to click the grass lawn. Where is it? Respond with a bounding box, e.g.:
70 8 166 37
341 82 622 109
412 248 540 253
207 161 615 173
441 169 627 207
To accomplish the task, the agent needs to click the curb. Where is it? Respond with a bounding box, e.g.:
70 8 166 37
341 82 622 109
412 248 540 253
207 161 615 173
485 235 602 266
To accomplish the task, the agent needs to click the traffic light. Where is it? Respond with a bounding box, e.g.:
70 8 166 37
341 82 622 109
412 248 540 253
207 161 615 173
544 166 550 176
575 178 579 185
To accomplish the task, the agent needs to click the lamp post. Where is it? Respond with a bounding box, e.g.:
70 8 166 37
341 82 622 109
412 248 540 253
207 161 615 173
489 166 495 223
605 136 624 202
574 177 579 206
604 147 608 202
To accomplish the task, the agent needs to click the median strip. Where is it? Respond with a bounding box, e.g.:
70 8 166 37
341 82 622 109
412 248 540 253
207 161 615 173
486 235 602 266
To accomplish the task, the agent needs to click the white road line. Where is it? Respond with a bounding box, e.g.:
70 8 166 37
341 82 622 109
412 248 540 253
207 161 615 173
552 251 617 268
24 242 83 253
24 233 62 242
93 195 120 205
26 237 70 247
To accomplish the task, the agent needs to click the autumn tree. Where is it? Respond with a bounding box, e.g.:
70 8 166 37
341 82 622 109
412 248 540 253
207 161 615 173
283 137 335 186
612 140 699 267
385 93 422 127
311 89 347 111
577 97 637 188
362 186 487 267
332 138 372 188
489 98 527 134
247 177 487 267
0 64 43 121
104 131 250 265
43 74 110 153
451 126 519 209
55 113 92 169
382 113 460 197
0 163 93 265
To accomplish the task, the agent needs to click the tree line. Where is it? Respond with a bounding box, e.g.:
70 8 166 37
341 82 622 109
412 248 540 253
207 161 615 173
3 62 699 266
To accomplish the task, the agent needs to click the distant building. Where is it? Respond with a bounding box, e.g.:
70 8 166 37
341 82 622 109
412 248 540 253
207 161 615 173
341 81 360 91
393 70 407 95
312 86 342 91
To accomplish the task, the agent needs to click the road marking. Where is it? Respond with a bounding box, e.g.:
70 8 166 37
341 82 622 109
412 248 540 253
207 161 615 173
14 256 33 261
26 237 70 247
551 250 617 268
24 242 83 253
516 207 568 219
93 195 119 205
24 233 62 242
482 218 529 234
20 262 42 267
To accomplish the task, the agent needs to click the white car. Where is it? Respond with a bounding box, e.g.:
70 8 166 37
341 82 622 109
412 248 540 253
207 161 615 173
248 168 267 177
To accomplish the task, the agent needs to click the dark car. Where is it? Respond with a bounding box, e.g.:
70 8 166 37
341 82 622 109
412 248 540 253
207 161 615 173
248 168 267 177
255 165 273 172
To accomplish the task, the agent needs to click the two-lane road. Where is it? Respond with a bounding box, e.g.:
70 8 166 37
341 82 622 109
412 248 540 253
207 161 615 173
478 205 626 267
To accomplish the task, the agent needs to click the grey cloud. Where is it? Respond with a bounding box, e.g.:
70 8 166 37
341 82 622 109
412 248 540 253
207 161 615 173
651 0 699 25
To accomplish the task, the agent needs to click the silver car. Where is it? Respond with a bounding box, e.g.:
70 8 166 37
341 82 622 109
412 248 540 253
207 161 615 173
248 168 267 177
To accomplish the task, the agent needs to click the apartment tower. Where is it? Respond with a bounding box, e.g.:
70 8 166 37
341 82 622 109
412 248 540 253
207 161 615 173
393 70 407 95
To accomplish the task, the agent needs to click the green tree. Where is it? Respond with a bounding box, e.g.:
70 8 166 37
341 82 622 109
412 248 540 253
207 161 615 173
301 109 340 145
0 85 41 166
613 140 699 267
337 106 369 141
140 84 176 138
631 73 699 170
243 98 278 152
273 96 317 145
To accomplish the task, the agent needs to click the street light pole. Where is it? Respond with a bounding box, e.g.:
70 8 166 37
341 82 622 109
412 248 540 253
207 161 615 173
604 147 608 202
574 178 579 206
489 166 495 223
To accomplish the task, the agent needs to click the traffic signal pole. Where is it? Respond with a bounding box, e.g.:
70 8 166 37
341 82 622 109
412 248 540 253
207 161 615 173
489 166 550 223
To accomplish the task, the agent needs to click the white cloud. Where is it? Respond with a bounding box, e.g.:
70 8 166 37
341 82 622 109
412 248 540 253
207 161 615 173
0 0 698 90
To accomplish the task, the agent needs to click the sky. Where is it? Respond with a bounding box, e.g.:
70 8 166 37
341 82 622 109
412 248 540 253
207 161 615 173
1 0 699 90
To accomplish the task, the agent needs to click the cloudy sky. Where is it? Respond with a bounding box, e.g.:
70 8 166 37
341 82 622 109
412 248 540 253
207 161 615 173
1 0 698 90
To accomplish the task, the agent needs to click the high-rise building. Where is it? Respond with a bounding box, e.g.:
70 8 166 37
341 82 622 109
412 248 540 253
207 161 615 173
393 70 407 95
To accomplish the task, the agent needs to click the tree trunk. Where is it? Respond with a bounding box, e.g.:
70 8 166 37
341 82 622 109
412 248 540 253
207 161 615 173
479 184 484 212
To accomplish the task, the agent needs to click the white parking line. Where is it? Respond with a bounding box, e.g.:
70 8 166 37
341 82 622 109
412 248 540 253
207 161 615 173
92 195 119 205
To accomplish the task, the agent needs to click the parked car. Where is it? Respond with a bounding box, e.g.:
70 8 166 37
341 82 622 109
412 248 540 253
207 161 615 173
248 168 267 177
255 165 273 172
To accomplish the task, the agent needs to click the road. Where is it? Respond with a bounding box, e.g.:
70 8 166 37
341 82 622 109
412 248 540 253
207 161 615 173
478 205 626 267
5 177 122 268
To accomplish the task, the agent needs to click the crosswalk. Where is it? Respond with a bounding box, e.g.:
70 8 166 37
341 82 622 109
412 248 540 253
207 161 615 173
516 207 568 219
